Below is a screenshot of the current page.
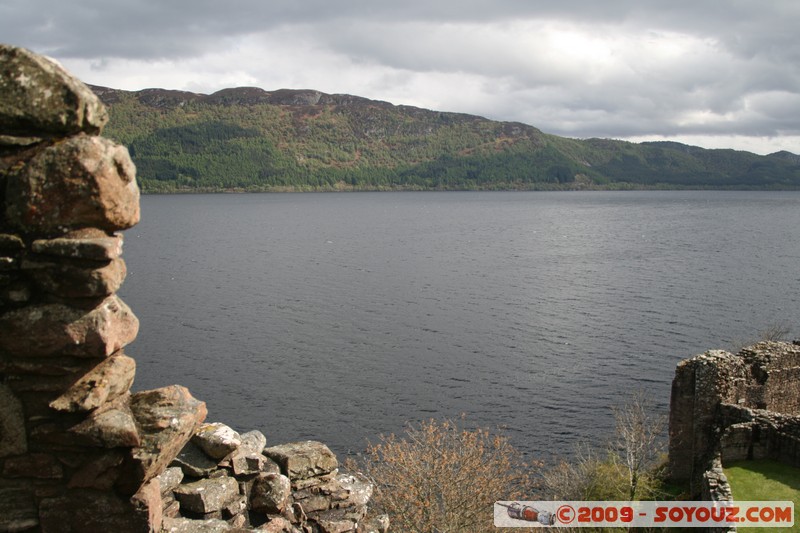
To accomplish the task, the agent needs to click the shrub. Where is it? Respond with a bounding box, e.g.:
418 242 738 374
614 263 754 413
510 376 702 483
348 418 538 533
543 392 666 502
758 322 792 342
730 321 794 352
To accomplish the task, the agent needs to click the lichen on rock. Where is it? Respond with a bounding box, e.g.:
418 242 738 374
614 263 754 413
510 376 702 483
0 44 382 533
5 133 140 233
0 44 108 137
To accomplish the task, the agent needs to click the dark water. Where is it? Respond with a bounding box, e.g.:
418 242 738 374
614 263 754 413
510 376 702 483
118 191 800 460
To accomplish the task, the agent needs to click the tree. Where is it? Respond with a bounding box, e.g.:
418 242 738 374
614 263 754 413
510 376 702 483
612 391 666 500
543 392 666 502
348 418 538 533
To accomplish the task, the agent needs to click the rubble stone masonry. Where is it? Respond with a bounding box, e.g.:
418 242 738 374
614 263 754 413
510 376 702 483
669 340 800 496
0 45 384 533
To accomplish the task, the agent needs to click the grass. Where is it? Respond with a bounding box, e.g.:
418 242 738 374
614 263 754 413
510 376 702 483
724 459 800 532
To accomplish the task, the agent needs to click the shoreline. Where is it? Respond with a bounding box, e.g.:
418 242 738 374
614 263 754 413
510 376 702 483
138 183 800 194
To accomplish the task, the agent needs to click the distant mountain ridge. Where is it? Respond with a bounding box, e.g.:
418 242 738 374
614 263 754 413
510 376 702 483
93 85 394 108
91 85 800 192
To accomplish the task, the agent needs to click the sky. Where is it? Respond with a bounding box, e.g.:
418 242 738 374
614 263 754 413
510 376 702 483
2 0 799 155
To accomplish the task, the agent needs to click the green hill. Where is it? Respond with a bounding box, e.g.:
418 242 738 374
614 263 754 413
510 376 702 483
91 86 800 192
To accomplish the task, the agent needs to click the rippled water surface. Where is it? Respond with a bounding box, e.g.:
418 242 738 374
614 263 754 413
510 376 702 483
119 191 800 459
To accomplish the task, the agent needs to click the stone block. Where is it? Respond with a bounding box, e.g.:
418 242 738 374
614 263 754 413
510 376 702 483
67 450 125 490
172 440 220 478
222 494 248 519
32 231 123 261
68 395 141 448
310 509 360 533
333 474 373 509
250 472 292 515
264 441 338 482
356 514 389 533
292 474 371 516
0 487 38 532
230 449 275 477
0 355 88 376
25 257 127 298
0 233 24 251
292 492 330 514
0 45 108 137
161 517 243 533
240 430 267 456
157 466 185 495
49 352 136 412
2 452 63 479
193 422 242 460
0 280 30 305
0 256 18 271
163 498 181 519
28 421 86 449
0 296 139 358
0 383 26 458
2 372 77 394
38 488 159 533
291 469 338 490
118 385 207 495
237 477 257 504
228 513 248 528
258 516 297 532
174 476 240 514
132 478 164 533
5 134 139 233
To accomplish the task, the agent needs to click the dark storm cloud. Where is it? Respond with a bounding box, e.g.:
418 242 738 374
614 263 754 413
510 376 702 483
2 0 799 153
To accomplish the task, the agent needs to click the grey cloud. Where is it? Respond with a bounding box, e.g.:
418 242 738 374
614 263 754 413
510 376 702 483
5 0 792 60
2 0 799 151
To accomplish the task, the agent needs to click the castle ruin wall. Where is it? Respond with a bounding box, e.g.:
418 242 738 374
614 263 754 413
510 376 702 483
0 45 384 533
669 341 800 496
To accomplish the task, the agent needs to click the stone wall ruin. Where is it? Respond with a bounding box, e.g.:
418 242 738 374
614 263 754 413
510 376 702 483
668 340 800 496
0 45 384 533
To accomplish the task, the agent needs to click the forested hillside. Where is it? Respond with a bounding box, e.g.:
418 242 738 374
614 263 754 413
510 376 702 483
92 86 800 192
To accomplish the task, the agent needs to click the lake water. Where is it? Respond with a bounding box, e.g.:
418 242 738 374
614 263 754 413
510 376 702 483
118 190 800 460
